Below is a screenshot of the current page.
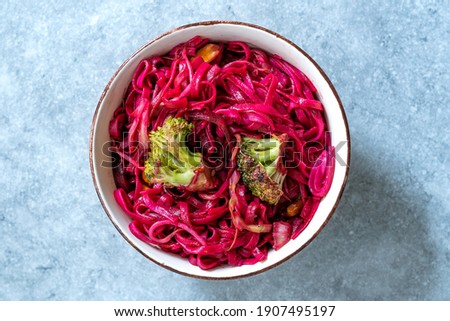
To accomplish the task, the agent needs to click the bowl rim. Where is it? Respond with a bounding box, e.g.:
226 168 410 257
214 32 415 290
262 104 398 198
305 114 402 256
89 20 351 280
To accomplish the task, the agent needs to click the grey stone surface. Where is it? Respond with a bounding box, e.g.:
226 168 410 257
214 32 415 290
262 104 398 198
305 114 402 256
0 0 449 300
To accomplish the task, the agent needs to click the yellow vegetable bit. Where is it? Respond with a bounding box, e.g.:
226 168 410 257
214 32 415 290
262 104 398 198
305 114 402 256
285 200 303 217
142 171 151 187
196 44 220 63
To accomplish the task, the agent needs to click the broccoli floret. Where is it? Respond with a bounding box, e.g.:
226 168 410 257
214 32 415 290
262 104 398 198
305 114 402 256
237 135 286 205
144 117 213 191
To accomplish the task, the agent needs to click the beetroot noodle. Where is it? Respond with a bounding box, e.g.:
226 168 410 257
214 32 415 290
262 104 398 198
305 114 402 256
109 36 335 270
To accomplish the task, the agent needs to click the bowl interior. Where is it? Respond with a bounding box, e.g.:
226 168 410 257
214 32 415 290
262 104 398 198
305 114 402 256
91 22 350 279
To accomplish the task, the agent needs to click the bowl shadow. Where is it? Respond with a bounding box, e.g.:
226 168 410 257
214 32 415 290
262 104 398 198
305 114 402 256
190 146 436 300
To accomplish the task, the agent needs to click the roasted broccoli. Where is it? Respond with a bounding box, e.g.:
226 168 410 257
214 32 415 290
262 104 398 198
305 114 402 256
237 135 286 205
144 117 213 191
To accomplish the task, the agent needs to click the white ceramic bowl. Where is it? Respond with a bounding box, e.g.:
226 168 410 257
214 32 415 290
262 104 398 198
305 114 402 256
90 21 350 279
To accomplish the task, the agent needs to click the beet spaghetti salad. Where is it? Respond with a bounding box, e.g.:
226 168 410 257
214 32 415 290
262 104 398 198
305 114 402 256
109 36 335 270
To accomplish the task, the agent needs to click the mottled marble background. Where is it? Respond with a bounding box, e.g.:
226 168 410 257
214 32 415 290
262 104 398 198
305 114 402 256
0 0 449 300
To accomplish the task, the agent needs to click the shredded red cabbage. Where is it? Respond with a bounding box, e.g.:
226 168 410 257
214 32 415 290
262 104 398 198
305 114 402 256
109 36 335 270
